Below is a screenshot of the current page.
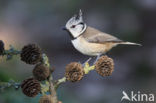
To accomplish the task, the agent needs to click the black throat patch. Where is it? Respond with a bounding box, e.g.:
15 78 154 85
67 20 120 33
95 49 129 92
67 25 87 40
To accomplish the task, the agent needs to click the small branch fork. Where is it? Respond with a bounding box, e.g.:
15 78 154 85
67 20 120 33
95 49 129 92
54 77 66 90
54 60 95 89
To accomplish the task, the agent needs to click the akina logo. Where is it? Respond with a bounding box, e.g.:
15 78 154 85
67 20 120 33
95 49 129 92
121 91 154 102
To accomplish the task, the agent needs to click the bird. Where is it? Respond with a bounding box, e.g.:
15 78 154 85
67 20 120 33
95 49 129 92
63 10 141 63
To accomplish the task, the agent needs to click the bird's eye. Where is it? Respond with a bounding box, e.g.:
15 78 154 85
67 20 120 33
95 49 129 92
79 22 84 25
71 25 76 28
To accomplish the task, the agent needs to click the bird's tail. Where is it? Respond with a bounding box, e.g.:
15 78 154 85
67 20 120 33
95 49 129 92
118 42 142 46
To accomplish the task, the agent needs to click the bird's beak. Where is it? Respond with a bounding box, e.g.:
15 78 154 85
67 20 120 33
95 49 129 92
62 26 67 30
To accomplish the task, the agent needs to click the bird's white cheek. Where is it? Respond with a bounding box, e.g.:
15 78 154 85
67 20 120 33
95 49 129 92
70 30 80 38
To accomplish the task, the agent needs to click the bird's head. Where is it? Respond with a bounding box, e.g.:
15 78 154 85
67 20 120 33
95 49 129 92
63 10 87 39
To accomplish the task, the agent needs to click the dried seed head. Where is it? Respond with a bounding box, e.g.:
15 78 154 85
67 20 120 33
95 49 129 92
33 64 50 81
65 62 84 82
21 44 42 64
21 78 41 97
95 55 114 76
39 95 53 103
0 40 4 55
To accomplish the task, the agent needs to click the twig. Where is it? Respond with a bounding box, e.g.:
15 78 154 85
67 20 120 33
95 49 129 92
84 62 95 74
42 54 50 68
54 77 66 89
49 76 58 103
2 45 21 60
0 80 21 90
42 53 58 103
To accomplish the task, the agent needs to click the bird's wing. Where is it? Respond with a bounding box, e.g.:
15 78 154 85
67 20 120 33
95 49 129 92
83 26 122 44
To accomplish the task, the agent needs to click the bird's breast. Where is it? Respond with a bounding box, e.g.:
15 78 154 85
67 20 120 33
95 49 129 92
71 36 115 56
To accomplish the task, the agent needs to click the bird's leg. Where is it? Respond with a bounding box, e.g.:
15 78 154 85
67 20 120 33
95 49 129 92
93 54 101 65
82 57 92 67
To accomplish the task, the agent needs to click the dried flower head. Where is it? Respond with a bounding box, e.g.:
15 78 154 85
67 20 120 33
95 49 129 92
0 40 4 55
95 55 114 76
33 64 50 81
39 95 53 103
21 78 41 97
65 62 84 82
21 44 42 64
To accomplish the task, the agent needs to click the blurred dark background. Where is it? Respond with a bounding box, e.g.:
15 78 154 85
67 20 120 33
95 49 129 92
0 0 156 103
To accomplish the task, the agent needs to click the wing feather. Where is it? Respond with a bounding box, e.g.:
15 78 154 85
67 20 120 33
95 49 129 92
82 26 122 43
